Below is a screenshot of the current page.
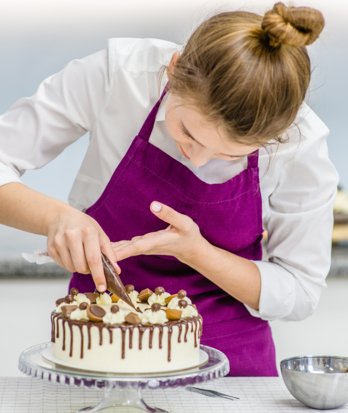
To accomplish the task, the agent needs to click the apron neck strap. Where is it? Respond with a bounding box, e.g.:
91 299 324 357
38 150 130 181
137 83 169 141
247 150 259 168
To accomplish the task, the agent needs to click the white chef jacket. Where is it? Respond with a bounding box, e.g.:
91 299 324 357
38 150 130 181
0 37 338 322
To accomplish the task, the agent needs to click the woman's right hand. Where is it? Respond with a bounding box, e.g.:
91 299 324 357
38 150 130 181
46 205 120 292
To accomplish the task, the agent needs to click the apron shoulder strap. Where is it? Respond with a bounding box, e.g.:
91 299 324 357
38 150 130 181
247 150 259 168
137 83 169 141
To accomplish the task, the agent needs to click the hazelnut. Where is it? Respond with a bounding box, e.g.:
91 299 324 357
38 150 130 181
79 302 88 310
125 312 141 324
138 288 153 302
165 308 182 321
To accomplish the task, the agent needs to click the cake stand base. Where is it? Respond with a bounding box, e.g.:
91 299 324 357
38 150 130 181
19 342 229 413
78 386 167 413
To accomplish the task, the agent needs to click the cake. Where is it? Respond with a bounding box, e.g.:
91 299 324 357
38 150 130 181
50 285 203 373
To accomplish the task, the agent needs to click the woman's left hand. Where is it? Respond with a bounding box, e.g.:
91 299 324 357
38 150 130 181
111 201 206 264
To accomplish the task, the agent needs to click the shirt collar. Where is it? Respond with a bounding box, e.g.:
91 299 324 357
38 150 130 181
155 71 169 122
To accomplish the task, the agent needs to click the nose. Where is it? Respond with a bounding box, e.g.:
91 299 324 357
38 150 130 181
189 146 214 167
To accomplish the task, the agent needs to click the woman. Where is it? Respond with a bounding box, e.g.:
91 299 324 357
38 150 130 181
0 3 338 375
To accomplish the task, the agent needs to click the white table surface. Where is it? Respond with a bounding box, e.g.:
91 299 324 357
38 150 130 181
1 377 348 413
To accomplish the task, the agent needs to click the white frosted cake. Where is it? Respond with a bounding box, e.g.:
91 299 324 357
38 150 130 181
51 285 203 373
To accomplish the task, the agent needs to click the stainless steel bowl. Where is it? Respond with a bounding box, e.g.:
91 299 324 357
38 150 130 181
280 356 348 409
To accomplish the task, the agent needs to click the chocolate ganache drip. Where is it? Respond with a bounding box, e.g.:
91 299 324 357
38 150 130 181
51 288 202 362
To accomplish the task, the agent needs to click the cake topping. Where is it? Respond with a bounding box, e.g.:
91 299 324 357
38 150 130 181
55 297 65 307
178 299 188 309
165 308 182 321
148 288 170 306
61 305 78 317
138 288 153 302
141 307 168 324
165 294 177 305
70 287 79 297
96 292 112 306
87 304 106 322
85 292 99 303
167 293 192 310
151 303 162 312
111 304 120 313
127 287 139 307
155 286 165 295
125 284 135 293
178 289 187 299
70 307 89 321
182 304 199 318
125 312 141 324
64 294 73 304
111 293 120 303
74 293 91 305
103 309 126 325
53 286 200 325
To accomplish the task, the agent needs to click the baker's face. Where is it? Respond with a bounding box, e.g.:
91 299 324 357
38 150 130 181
164 93 259 168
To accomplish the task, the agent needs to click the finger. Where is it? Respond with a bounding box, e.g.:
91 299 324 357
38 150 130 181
113 232 169 260
55 246 76 273
83 232 106 292
150 201 193 232
111 240 132 250
48 236 75 272
65 234 90 273
112 242 144 261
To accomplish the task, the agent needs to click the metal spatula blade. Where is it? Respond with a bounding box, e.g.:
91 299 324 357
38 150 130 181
101 253 136 310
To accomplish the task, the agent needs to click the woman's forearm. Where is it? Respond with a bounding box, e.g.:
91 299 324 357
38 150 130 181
182 238 262 310
0 182 71 235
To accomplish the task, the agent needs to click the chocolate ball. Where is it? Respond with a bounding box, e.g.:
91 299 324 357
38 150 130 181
155 286 165 295
79 302 88 310
70 287 79 297
178 289 187 299
64 294 73 304
125 284 135 293
178 299 188 309
151 303 161 312
111 305 120 313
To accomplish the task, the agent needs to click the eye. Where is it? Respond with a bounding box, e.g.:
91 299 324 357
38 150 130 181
180 125 192 139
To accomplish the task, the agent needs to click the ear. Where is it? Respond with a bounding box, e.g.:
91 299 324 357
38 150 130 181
167 51 180 78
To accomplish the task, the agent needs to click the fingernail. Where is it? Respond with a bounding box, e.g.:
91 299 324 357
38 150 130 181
97 284 106 292
151 201 162 212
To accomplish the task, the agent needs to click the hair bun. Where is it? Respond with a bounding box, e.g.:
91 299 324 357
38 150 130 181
261 2 325 48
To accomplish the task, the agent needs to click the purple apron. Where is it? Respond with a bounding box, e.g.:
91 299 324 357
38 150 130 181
69 86 277 376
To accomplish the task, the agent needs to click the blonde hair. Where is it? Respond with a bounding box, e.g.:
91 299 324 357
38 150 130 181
168 2 325 145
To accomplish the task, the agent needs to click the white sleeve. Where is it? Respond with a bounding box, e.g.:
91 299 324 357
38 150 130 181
0 48 112 186
246 106 339 321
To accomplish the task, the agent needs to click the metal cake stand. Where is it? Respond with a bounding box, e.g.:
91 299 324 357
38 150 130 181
18 342 229 413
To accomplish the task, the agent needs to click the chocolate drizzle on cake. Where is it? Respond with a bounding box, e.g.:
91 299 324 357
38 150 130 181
51 312 202 362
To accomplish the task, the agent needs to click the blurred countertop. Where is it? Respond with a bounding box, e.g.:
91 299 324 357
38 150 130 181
0 244 347 278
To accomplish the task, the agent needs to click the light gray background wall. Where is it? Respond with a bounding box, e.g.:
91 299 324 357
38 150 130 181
0 0 347 257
